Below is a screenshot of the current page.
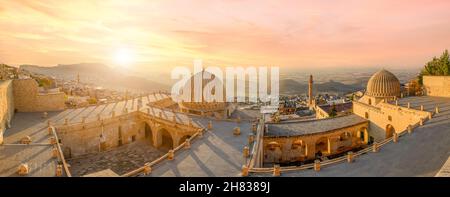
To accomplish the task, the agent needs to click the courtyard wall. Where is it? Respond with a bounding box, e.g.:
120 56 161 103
12 79 65 112
423 76 450 97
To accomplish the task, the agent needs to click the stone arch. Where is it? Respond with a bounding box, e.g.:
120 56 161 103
265 141 282 163
144 122 153 144
291 139 307 159
118 125 123 146
357 127 369 144
385 124 395 138
315 137 329 156
156 127 174 150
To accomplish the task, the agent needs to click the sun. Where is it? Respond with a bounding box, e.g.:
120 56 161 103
114 48 135 68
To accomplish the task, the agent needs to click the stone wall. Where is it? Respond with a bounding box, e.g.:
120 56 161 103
353 101 429 141
56 111 200 158
263 121 368 164
0 80 14 144
12 79 65 112
56 113 145 158
423 76 450 97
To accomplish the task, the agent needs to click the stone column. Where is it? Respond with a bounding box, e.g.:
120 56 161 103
248 134 255 145
372 142 378 152
407 102 410 109
393 132 398 143
233 127 241 136
273 165 281 176
56 165 63 177
52 148 58 158
347 151 354 163
208 121 213 130
243 146 249 158
167 150 174 160
184 139 191 149
143 164 152 175
314 160 321 172
435 106 440 114
241 165 249 177
420 105 424 111
407 125 413 134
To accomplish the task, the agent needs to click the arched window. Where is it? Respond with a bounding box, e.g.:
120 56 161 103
368 99 372 105
365 112 369 119
388 115 392 121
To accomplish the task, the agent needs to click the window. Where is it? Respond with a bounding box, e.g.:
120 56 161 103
365 112 369 119
131 135 136 142
388 115 392 121
368 99 372 105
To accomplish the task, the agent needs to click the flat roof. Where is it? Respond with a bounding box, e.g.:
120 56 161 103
266 114 367 137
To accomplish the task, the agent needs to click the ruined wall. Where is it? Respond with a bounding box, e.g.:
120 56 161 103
0 80 14 144
13 79 65 112
423 76 450 98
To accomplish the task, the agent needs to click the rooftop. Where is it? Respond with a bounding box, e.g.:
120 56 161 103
266 114 367 137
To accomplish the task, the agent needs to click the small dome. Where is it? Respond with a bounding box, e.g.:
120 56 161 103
366 69 401 97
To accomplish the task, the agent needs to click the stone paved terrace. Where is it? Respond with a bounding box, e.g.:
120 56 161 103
68 140 165 176
435 157 450 177
0 145 57 176
254 96 450 177
143 118 252 177
0 111 58 176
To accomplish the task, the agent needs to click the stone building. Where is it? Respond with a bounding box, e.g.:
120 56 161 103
264 115 369 164
262 69 432 165
353 69 430 141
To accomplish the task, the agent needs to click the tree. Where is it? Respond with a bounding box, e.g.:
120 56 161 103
419 49 450 84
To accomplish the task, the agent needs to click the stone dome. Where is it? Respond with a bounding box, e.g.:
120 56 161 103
366 69 401 97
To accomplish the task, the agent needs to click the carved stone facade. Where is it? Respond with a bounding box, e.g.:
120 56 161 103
263 117 369 164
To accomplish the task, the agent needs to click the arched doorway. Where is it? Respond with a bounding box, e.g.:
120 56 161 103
144 123 153 144
315 137 329 157
265 141 281 164
159 128 173 150
357 127 369 144
385 124 395 138
291 139 306 160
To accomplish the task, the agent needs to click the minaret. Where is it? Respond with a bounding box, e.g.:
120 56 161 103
308 74 313 107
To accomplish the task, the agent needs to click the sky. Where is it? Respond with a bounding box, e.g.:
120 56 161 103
1 0 450 72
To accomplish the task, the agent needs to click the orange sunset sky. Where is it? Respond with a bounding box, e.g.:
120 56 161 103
1 0 450 71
